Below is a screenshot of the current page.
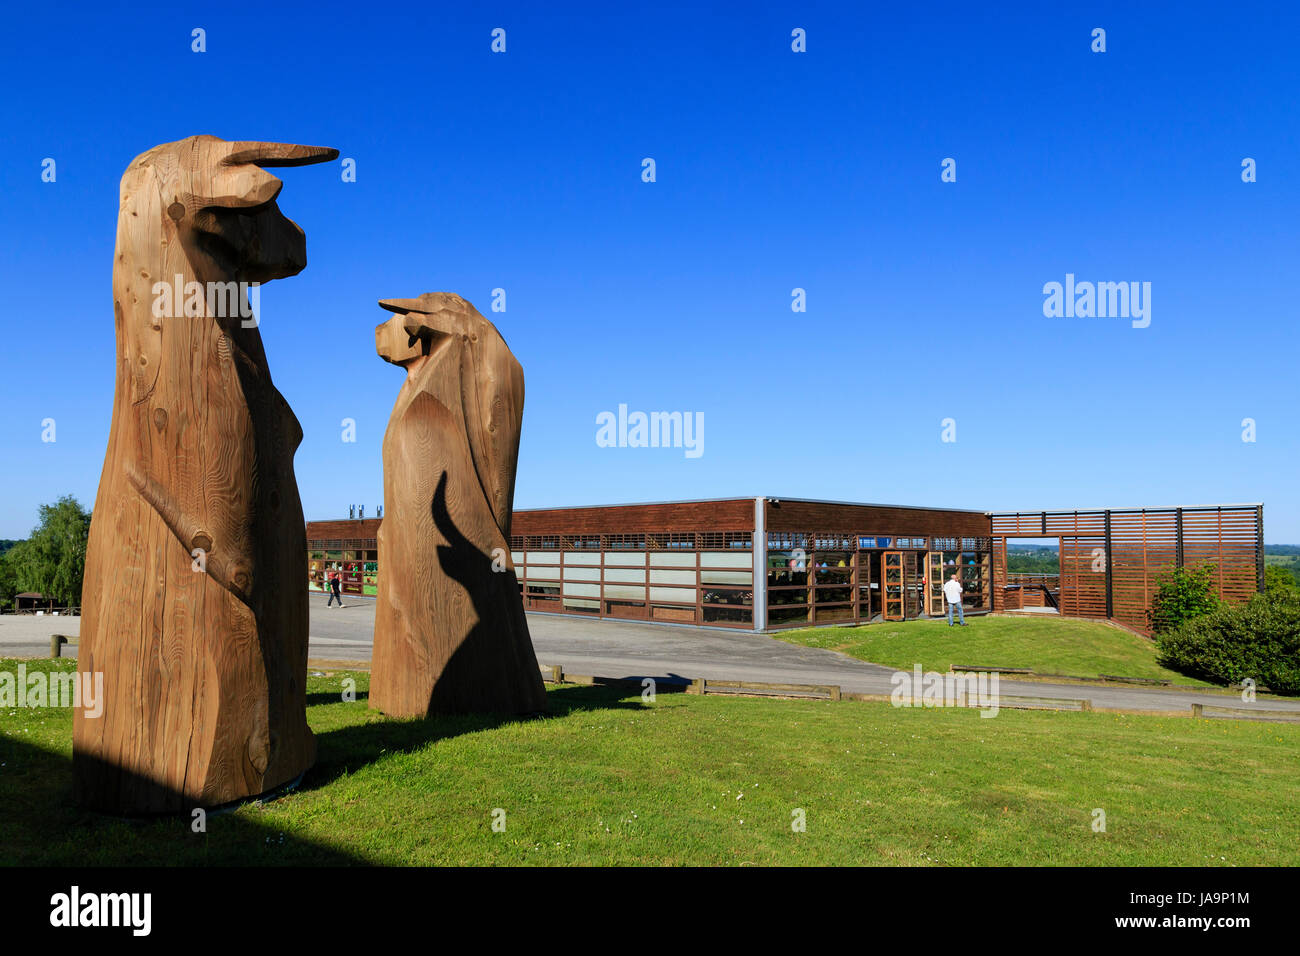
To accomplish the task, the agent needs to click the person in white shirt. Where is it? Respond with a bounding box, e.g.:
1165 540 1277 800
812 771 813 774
943 573 967 627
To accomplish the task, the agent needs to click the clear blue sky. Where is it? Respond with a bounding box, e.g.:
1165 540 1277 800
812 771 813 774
1 1 1296 540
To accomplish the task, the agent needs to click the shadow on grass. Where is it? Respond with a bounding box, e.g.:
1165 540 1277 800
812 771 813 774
306 689 368 707
302 682 662 792
0 681 680 865
0 733 368 866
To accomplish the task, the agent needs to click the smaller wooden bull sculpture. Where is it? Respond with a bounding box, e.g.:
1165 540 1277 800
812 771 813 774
370 294 547 717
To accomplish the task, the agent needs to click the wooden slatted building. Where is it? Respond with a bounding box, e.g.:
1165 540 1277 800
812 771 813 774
989 504 1264 634
304 499 1263 635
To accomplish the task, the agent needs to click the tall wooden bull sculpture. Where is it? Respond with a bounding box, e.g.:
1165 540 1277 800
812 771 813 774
371 293 547 716
74 135 337 813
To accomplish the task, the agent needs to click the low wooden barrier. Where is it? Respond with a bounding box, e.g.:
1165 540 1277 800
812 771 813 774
1191 703 1300 723
690 679 841 701
997 695 1092 712
953 664 1171 686
531 665 1300 721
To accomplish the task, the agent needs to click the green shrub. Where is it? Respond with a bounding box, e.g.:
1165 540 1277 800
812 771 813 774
1156 590 1300 695
1148 564 1222 634
1264 565 1300 596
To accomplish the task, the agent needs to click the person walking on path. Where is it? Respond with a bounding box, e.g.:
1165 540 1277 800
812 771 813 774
943 572 967 627
327 569 344 608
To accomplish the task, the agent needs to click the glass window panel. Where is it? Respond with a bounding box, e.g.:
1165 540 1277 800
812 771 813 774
768 605 810 626
813 551 852 566
563 583 600 598
650 552 697 567
701 587 752 606
603 551 647 566
603 567 645 584
648 569 695 586
526 551 561 564
701 569 752 586
563 551 601 566
562 567 601 582
602 583 646 600
700 552 751 568
812 566 852 585
767 567 808 587
767 589 809 606
702 606 752 624
648 586 695 603
767 549 807 570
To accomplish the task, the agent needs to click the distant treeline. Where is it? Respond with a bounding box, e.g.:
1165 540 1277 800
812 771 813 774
1007 545 1300 581
0 498 91 611
1006 544 1059 573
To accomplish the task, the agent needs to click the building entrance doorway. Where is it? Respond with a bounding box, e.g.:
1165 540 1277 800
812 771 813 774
883 551 905 620
926 551 945 616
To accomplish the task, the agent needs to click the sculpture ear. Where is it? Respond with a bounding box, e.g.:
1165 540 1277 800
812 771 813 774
379 299 461 340
200 142 339 210
223 142 339 168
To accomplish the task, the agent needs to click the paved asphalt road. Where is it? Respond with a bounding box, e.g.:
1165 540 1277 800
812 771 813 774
4 593 1298 716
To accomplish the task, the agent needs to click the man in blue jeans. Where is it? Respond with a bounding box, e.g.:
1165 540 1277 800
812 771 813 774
943 572 968 627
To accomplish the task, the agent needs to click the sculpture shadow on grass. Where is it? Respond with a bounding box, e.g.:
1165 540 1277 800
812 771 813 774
302 682 653 793
305 689 368 707
0 734 366 865
1 685 668 863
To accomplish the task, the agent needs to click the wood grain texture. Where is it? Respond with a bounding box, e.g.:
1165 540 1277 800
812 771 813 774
73 135 337 814
370 293 547 717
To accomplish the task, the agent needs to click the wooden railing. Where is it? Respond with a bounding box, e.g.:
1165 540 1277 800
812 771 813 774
1005 572 1059 590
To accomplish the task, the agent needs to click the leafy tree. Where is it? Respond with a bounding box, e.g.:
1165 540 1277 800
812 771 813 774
0 546 21 611
1148 564 1221 634
8 496 91 608
1264 564 1300 596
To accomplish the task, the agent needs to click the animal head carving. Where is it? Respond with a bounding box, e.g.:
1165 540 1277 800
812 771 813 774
375 293 524 535
120 134 338 282
374 293 493 369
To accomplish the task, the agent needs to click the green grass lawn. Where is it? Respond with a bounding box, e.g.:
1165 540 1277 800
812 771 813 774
770 615 1215 685
3 659 1297 866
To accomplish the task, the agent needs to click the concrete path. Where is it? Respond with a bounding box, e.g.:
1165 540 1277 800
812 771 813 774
4 596 1298 717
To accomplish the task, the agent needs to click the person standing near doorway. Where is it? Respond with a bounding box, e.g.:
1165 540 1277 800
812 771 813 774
944 572 967 627
327 569 344 608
